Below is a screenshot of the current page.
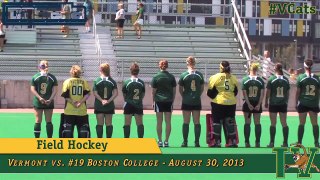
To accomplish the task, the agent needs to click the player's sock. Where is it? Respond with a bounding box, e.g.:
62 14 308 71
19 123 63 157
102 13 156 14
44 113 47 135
106 125 113 138
313 125 319 144
270 126 276 143
255 124 261 143
298 125 304 144
194 124 201 144
34 123 41 138
123 125 130 138
182 123 189 143
244 124 250 143
283 126 289 144
46 122 53 138
137 124 144 138
96 125 103 138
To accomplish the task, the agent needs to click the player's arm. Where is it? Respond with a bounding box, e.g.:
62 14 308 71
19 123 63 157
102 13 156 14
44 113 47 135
46 85 58 105
178 76 184 96
265 79 271 108
207 76 218 99
255 88 264 110
141 84 146 99
264 88 270 108
30 85 45 104
151 78 156 104
93 90 103 102
172 86 176 103
295 87 300 111
152 88 156 104
78 92 90 105
295 78 301 111
242 89 253 110
200 84 204 95
108 88 118 103
179 85 184 96
77 81 91 107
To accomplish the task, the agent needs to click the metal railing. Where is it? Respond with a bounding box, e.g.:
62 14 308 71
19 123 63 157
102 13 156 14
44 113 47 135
251 55 295 84
231 0 251 62
93 2 232 26
116 59 247 83
92 10 102 64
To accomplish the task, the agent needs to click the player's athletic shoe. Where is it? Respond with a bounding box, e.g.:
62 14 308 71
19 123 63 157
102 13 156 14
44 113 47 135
245 142 251 148
181 141 188 147
158 141 163 147
315 142 319 148
195 142 200 147
267 142 274 148
281 143 288 147
226 139 238 148
164 141 169 147
255 142 260 148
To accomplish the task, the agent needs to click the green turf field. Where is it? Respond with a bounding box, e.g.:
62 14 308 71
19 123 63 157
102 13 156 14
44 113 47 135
0 113 319 180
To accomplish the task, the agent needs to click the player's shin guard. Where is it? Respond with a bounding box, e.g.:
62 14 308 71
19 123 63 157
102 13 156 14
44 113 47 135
313 125 319 144
194 124 201 144
61 123 73 138
59 113 73 138
123 125 130 138
270 126 276 143
225 117 239 147
182 123 189 143
212 123 222 146
137 124 144 138
106 125 113 138
96 125 103 138
283 126 289 145
244 124 250 143
255 124 261 143
79 124 90 138
34 123 41 138
46 122 53 138
298 125 305 144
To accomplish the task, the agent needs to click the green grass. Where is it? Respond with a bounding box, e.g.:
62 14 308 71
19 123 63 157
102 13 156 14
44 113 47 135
0 113 318 179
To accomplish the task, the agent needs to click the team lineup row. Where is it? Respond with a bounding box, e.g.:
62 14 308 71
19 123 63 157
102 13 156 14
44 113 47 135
30 56 320 148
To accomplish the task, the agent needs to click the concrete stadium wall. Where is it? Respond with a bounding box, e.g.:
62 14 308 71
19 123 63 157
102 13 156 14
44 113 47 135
0 80 298 111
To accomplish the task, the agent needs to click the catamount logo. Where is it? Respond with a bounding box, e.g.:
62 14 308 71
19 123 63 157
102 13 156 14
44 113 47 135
273 143 319 178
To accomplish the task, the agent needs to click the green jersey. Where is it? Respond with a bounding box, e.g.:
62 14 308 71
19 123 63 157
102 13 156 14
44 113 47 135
136 7 144 20
122 77 145 109
242 75 265 103
296 73 320 107
178 70 204 105
151 71 176 102
30 72 58 109
93 76 117 112
266 75 290 105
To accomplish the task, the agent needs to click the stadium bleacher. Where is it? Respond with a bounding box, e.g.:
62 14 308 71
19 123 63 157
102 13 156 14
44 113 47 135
109 25 246 82
0 26 82 80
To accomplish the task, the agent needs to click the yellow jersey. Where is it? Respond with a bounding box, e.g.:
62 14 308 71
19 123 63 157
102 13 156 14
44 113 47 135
208 73 238 105
61 77 91 116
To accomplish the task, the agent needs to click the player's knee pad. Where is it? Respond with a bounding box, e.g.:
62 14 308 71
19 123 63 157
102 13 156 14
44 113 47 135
79 124 90 138
61 123 73 138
